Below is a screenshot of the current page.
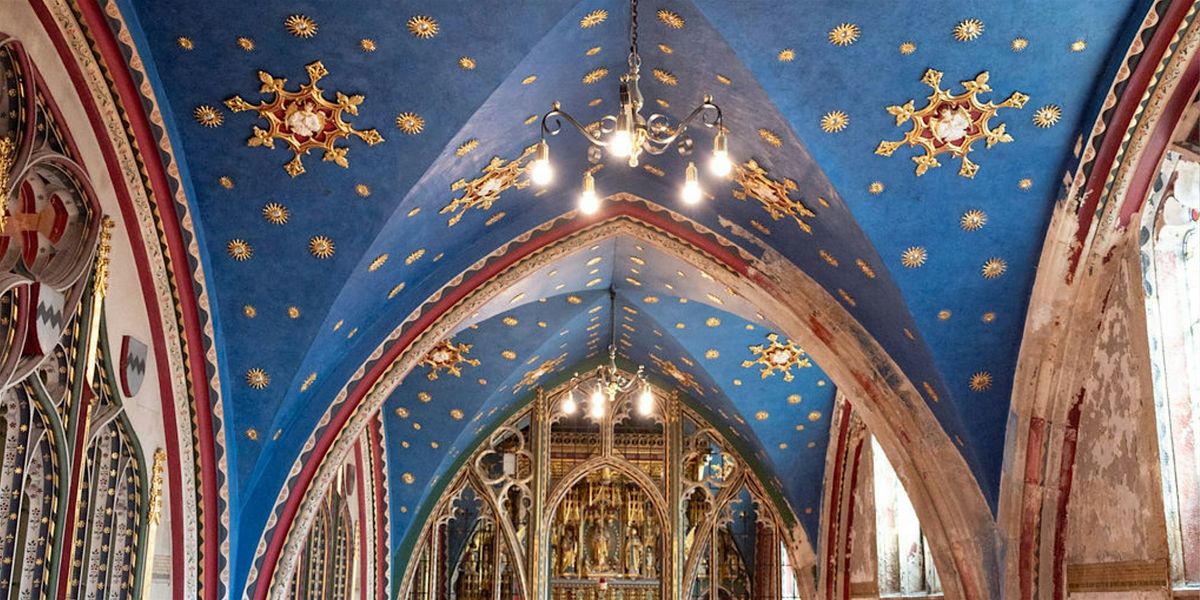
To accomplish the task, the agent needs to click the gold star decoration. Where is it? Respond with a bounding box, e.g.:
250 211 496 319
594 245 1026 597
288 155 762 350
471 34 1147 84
219 176 235 189
875 69 1028 178
758 128 783 147
227 239 252 261
960 209 987 231
177 36 194 50
953 19 985 42
360 39 377 52
309 235 335 259
583 67 609 84
407 15 439 38
194 105 224 127
829 23 860 46
981 257 1007 279
1019 178 1034 190
225 61 384 177
657 9 685 29
237 37 255 51
901 246 927 268
368 254 388 272
1011 37 1029 52
580 9 608 28
512 353 567 393
731 160 816 234
1070 40 1087 52
899 41 916 55
868 181 885 194
356 183 371 196
284 15 318 38
778 48 796 62
652 68 678 86
395 112 425 135
1033 105 1062 128
649 354 704 396
742 333 813 382
421 339 480 380
440 144 536 226
820 111 849 133
245 368 270 389
969 371 993 392
262 202 289 224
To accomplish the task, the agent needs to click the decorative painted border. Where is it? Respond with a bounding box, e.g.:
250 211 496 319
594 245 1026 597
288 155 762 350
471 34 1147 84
29 0 235 597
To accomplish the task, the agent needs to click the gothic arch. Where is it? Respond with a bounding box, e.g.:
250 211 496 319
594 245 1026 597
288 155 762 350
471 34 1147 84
255 197 998 600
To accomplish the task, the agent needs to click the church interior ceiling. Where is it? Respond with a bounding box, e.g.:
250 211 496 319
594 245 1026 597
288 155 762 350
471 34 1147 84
112 0 1148 589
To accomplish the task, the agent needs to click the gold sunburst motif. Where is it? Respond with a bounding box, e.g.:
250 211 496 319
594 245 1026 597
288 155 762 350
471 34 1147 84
875 69 1029 178
828 23 860 46
1011 37 1029 52
778 48 796 62
758 128 782 147
969 371 993 392
441 144 537 226
1033 105 1062 128
359 39 377 52
177 36 194 50
1018 178 1033 190
458 56 477 70
227 239 252 261
512 353 567 393
237 36 255 51
421 339 480 380
731 160 816 234
901 246 927 268
742 333 813 382
583 67 609 84
455 138 480 157
245 368 270 389
225 61 384 176
899 41 917 55
194 105 224 127
284 15 318 38
960 209 987 231
262 202 289 224
649 354 704 396
580 9 608 28
407 15 439 39
308 236 335 259
981 257 1007 279
953 19 984 42
820 111 849 133
652 68 678 86
395 112 424 135
657 9 685 29
1070 40 1087 52
868 181 885 194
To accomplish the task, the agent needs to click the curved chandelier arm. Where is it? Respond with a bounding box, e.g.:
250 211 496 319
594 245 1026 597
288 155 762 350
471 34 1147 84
644 97 723 147
540 103 610 148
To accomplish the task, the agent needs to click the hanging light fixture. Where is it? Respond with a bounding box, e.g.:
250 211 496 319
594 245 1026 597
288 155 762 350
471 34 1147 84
534 0 729 214
561 289 655 419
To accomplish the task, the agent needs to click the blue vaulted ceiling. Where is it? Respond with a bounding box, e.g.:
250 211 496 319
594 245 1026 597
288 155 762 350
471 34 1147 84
117 0 1148 589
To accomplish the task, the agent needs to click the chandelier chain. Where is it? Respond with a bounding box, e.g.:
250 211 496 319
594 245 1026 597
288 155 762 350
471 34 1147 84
628 0 640 70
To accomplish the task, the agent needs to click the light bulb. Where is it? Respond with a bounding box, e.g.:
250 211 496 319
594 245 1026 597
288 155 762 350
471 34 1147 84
710 130 732 177
637 387 654 416
609 129 634 158
682 162 703 205
579 171 601 215
531 140 553 185
562 390 577 414
590 385 605 418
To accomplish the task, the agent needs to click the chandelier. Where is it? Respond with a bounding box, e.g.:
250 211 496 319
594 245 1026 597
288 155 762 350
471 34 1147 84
530 0 731 213
561 290 656 419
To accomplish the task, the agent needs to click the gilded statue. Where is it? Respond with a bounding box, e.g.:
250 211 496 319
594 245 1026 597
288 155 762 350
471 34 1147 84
624 527 644 576
642 529 657 578
558 525 579 575
588 513 615 572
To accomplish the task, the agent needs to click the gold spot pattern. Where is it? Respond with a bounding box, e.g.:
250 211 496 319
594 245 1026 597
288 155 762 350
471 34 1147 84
586 46 602 56
227 239 252 261
868 181 885 194
309 236 335 259
657 9 685 29
450 409 464 420
838 289 857 306
1011 37 1029 52
368 254 388 272
658 43 673 54
1070 40 1087 52
245 368 270 389
522 74 538 85
938 309 952 321
819 249 839 267
856 259 876 278
808 411 822 421
262 202 289 225
820 111 849 133
395 112 425 134
219 176 235 189
177 36 194 50
406 249 425 265
969 371 993 392
243 305 257 318
828 23 860 46
778 48 795 62
402 472 415 484
960 210 987 231
981 257 1007 279
194 105 224 127
301 372 317 392
982 311 997 323
705 349 719 359
899 41 916 55
284 15 318 38
1033 105 1062 128
360 39 377 52
901 246 927 268
407 15 439 39
288 306 301 319
652 68 678 86
237 36 255 51
583 67 609 85
455 139 479 157
755 410 769 421
388 282 406 299
788 394 802 404
356 183 371 197
953 19 985 42
580 9 608 28
459 56 477 70
758 128 782 147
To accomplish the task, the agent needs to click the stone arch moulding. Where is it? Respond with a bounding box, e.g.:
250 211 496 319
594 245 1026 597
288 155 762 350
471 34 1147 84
248 195 1000 600
998 3 1199 599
